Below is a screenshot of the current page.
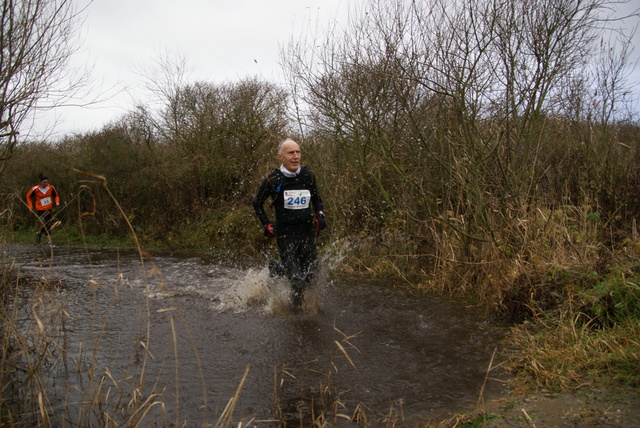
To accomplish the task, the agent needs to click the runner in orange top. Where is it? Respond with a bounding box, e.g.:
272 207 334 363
26 173 60 245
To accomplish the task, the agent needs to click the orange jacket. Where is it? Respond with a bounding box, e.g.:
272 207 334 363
26 184 60 211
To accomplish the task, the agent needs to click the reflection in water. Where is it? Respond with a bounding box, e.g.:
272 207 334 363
4 244 506 425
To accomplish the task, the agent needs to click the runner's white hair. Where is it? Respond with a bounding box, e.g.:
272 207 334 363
277 138 298 154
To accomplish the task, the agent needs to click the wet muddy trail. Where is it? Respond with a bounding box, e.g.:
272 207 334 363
4 243 506 425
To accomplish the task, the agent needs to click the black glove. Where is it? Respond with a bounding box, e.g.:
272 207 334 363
314 213 327 235
316 217 326 231
263 223 276 237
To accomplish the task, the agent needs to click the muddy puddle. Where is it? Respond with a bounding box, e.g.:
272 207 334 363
3 243 507 425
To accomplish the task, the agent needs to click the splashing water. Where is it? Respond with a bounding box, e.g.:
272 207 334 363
138 239 348 316
218 259 332 316
208 239 347 315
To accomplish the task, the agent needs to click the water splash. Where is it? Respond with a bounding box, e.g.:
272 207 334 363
146 239 348 316
218 266 286 312
214 257 334 316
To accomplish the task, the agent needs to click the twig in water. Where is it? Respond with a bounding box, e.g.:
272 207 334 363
521 408 536 428
476 347 497 412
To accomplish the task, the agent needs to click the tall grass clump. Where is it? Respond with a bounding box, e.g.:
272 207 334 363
0 263 170 426
504 244 640 393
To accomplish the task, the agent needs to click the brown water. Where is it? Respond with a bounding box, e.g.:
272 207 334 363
5 244 506 426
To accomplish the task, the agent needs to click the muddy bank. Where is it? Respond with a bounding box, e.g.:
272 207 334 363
474 388 640 427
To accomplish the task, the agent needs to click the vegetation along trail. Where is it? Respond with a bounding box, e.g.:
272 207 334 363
2 0 639 425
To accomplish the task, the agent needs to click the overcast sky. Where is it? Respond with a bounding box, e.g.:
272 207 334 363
32 0 640 139
33 0 355 138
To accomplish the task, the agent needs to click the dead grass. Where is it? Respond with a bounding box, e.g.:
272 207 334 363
505 305 640 394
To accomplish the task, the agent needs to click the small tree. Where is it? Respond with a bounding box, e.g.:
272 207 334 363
0 0 86 177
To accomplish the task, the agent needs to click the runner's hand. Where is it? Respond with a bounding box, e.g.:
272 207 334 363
314 217 326 235
315 213 326 231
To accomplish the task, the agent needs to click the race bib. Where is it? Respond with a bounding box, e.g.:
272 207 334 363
41 197 51 206
284 189 311 210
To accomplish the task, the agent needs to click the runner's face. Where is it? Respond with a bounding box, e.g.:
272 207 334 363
277 141 301 173
40 180 49 188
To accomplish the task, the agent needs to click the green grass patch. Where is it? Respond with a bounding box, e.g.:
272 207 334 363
460 412 503 427
505 261 640 394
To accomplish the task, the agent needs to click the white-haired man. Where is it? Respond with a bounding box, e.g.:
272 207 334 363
253 138 327 310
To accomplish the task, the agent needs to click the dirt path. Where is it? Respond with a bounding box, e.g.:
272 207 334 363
476 388 640 427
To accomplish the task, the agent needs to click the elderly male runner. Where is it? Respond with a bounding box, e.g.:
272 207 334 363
252 138 327 309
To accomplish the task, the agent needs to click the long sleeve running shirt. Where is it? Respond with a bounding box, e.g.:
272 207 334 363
253 166 324 236
26 184 60 211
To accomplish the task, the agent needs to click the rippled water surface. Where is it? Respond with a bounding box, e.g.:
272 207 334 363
4 244 506 425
